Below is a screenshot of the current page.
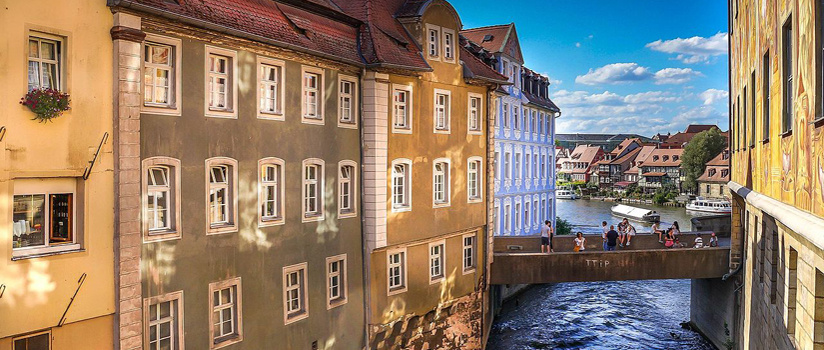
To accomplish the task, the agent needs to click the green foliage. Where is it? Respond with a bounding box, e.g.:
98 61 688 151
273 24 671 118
682 128 728 191
653 192 668 205
722 321 735 350
555 217 573 235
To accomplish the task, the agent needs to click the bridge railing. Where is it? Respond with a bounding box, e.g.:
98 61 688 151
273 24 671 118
494 232 728 254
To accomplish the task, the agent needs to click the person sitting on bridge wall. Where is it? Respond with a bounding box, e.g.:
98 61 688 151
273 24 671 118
606 226 619 251
708 232 718 247
573 232 586 252
664 229 675 248
669 221 681 237
621 220 637 247
652 222 664 243
693 233 704 248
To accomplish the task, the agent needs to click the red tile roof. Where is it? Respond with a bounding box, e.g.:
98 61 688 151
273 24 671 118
460 46 509 83
461 24 511 55
643 148 683 167
114 0 364 65
706 150 730 166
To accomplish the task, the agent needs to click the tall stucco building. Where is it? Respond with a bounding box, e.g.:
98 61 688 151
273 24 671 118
461 24 560 236
729 0 824 348
0 0 116 348
107 0 366 348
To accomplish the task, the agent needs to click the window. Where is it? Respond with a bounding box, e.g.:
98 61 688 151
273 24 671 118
144 43 174 107
433 159 451 206
326 255 348 308
13 331 50 350
205 46 238 118
338 161 357 218
339 76 357 127
468 94 482 134
387 248 407 295
257 58 284 119
467 157 483 202
763 51 771 140
302 66 324 124
12 178 80 257
283 263 308 324
28 34 62 91
514 202 521 231
205 158 237 234
463 234 476 273
442 28 456 61
513 106 520 130
783 17 794 134
503 204 511 233
502 103 509 128
495 151 501 179
144 291 184 350
258 158 284 226
504 152 511 180
302 159 325 221
391 159 412 211
429 241 445 283
434 89 451 132
393 86 412 132
515 153 522 179
209 278 242 349
427 25 440 58
143 157 181 241
750 71 756 146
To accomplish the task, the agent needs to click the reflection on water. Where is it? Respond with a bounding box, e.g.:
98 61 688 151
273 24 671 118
488 200 714 349
488 280 714 350
556 199 700 234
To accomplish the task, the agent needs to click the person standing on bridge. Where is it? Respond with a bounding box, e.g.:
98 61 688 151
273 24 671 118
601 221 609 251
605 225 619 251
573 232 586 252
541 220 554 253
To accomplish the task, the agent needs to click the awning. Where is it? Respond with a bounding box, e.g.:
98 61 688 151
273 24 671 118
642 172 666 177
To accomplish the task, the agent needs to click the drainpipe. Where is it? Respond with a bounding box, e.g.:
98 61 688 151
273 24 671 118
358 66 371 350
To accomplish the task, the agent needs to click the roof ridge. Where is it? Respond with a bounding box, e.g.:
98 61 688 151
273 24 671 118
461 23 511 32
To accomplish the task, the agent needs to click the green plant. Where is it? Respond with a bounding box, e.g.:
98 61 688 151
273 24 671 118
722 321 735 350
20 88 71 122
682 128 728 191
555 217 572 235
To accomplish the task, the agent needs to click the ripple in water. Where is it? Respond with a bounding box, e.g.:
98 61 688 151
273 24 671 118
488 280 714 350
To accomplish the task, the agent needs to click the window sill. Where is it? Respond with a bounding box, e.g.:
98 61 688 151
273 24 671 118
302 214 324 223
387 286 407 296
206 109 237 119
813 118 824 128
392 127 413 134
12 245 84 261
258 112 285 121
338 211 357 219
468 198 483 204
143 231 181 243
301 117 325 126
468 130 483 136
761 138 770 144
207 224 237 235
338 121 358 129
781 129 793 138
284 311 309 325
433 202 451 209
433 129 451 135
391 206 412 213
258 218 285 228
326 297 348 310
212 334 242 350
462 267 476 276
429 276 445 285
142 104 181 116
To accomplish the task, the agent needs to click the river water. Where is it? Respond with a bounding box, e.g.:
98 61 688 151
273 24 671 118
487 199 716 350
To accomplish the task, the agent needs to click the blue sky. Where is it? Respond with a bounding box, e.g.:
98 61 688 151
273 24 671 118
452 0 730 136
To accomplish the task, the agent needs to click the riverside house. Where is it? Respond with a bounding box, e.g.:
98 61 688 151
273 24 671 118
638 148 683 193
697 149 730 199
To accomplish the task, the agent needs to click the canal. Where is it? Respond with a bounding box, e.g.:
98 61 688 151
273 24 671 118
487 199 716 349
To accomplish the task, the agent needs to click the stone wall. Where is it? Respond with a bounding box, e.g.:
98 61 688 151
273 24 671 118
690 278 737 349
369 292 483 350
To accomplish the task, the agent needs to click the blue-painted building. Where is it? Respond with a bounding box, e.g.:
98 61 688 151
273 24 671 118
463 24 561 236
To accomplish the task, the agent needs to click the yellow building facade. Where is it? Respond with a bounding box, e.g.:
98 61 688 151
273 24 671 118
0 0 115 348
730 0 824 348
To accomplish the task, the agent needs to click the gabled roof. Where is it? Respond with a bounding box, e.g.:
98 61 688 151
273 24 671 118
460 46 510 84
634 145 657 165
697 165 730 183
642 148 684 167
609 138 642 157
521 66 560 112
684 124 718 133
569 145 603 169
112 0 364 65
461 23 523 63
706 149 730 166
609 147 642 165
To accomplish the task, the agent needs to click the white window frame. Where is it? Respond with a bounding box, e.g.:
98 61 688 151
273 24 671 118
391 158 413 212
503 203 511 233
27 31 64 92
432 158 451 208
142 34 182 115
462 233 476 274
504 152 512 180
12 330 51 350
142 157 182 242
387 247 408 296
301 158 325 222
11 178 81 259
429 240 446 284
515 152 522 179
208 278 243 349
338 160 357 219
392 84 413 134
433 88 452 133
426 24 441 60
514 202 521 231
205 157 238 235
204 46 238 119
144 291 185 350
283 262 309 324
326 254 348 309
338 75 358 128
467 93 483 135
442 28 456 62
467 156 483 203
502 102 509 128
258 158 285 227
301 66 325 125
256 56 286 120
513 106 520 130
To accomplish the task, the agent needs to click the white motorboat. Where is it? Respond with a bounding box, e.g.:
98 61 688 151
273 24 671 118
557 189 577 200
686 198 732 214
610 204 661 223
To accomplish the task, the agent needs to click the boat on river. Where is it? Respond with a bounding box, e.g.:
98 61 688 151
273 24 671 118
686 198 732 214
610 204 661 223
557 189 578 200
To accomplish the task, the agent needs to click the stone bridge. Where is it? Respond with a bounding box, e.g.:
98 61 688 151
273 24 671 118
490 233 731 284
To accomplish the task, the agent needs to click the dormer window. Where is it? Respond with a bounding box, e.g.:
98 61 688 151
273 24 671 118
673 155 679 161
427 26 440 58
721 169 729 177
653 155 659 161
442 29 455 61
709 169 717 176
663 155 669 162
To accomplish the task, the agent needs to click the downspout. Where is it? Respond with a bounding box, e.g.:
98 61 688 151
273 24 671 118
356 29 372 348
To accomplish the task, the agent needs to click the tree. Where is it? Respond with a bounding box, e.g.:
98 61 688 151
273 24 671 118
681 128 727 192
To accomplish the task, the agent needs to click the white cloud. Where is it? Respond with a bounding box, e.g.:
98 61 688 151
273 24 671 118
575 63 652 85
588 34 594 39
646 33 728 64
624 91 683 104
575 42 581 48
653 68 702 85
699 88 729 105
